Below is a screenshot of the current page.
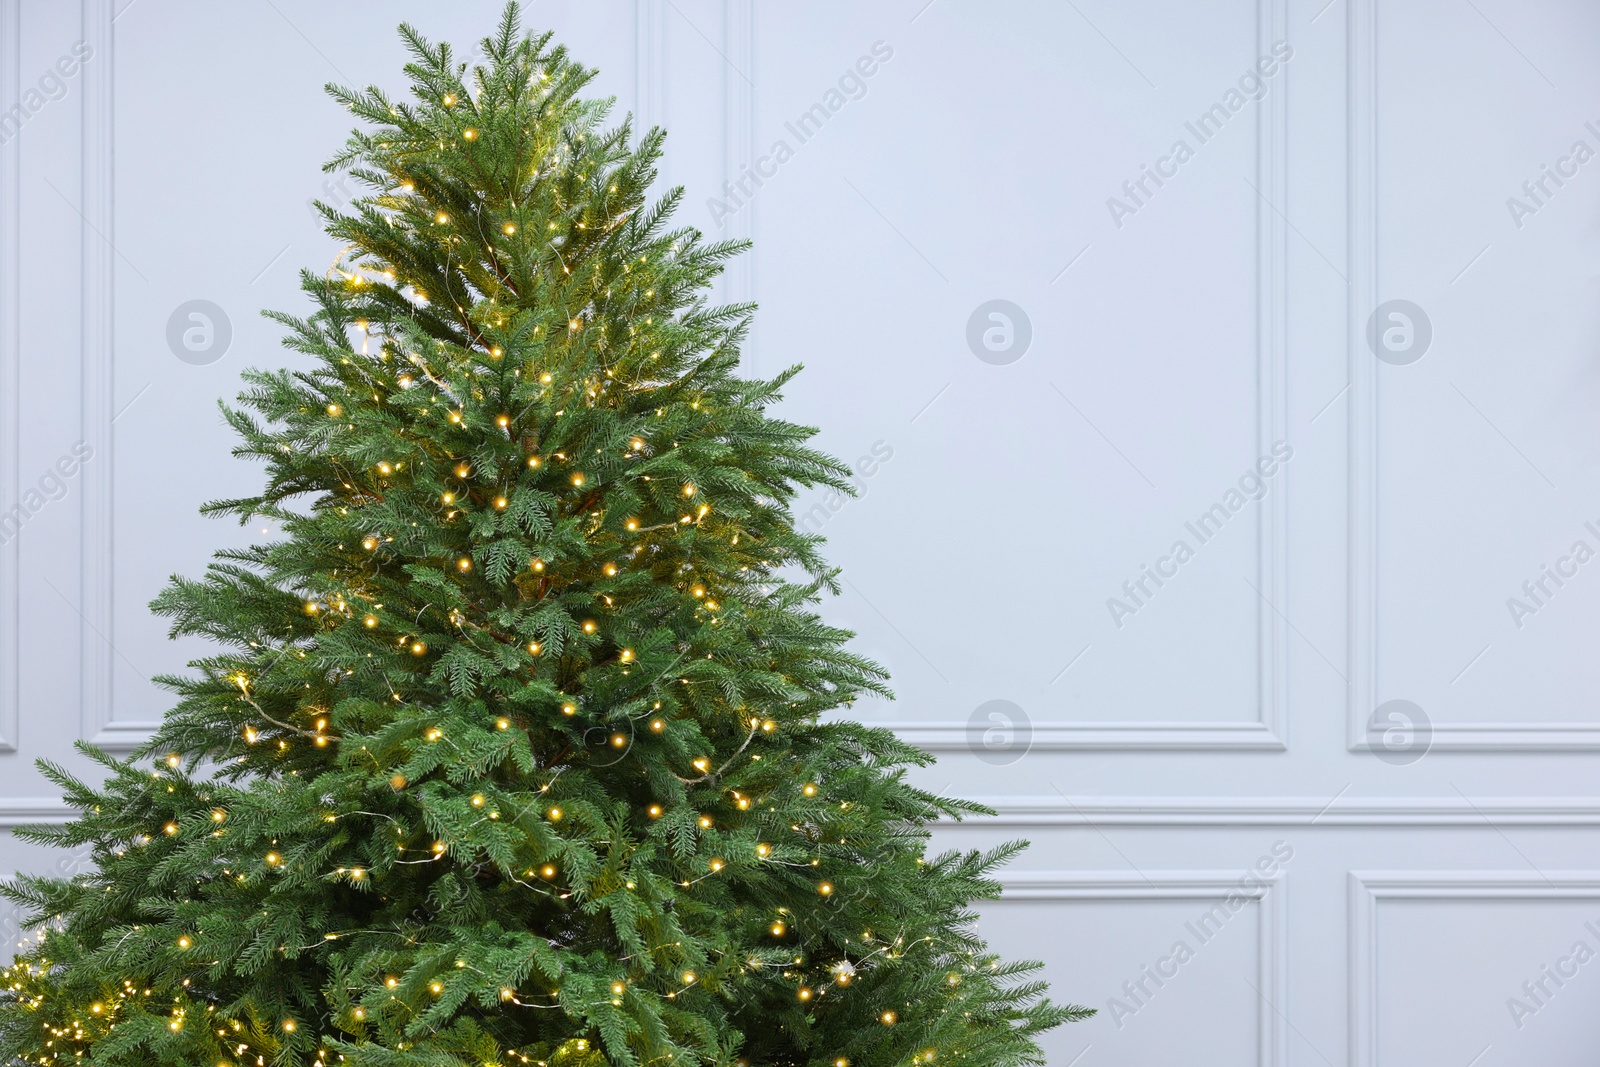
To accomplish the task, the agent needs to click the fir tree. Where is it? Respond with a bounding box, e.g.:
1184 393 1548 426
0 7 1088 1065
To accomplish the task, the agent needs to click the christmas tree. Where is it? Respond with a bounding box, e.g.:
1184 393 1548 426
0 7 1087 1065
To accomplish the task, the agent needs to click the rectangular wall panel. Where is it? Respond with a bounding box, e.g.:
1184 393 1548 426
1348 0 1600 750
0 0 20 752
742 0 1290 750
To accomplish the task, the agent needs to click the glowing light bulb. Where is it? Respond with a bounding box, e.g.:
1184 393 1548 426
457 557 472 572
647 804 663 818
503 223 516 235
411 641 428 656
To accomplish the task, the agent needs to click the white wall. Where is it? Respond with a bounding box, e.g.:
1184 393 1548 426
3 1 1600 1063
